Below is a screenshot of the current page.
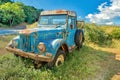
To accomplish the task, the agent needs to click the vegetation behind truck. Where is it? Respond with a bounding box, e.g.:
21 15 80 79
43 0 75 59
6 10 85 68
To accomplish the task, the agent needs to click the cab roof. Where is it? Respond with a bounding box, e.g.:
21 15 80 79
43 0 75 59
40 10 76 17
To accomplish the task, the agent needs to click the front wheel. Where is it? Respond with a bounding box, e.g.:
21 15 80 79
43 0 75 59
47 50 65 68
55 52 65 67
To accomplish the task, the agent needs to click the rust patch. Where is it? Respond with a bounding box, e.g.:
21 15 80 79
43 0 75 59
41 10 76 17
61 44 69 53
56 10 67 13
6 46 53 62
62 45 65 51
38 43 46 53
46 53 52 58
19 29 36 35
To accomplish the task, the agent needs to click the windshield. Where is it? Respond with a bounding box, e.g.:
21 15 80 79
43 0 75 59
39 15 66 25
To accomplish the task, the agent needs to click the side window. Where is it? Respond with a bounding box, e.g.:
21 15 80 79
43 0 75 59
68 16 76 29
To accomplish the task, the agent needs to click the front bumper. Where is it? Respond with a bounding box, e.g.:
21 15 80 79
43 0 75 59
6 47 53 62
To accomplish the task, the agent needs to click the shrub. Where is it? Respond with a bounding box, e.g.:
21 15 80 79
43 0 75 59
110 29 120 39
0 23 8 27
83 23 112 45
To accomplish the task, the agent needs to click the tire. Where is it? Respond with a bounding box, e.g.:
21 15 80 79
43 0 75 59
47 50 65 68
75 30 84 49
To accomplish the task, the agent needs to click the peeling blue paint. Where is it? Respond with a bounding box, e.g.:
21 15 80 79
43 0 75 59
10 11 84 59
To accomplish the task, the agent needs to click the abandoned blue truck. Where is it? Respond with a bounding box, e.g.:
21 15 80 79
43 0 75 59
6 10 84 68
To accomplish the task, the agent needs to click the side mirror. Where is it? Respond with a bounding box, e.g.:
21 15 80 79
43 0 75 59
77 21 85 29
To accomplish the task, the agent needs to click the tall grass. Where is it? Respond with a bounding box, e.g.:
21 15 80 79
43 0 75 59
100 25 120 39
0 45 119 80
83 23 112 46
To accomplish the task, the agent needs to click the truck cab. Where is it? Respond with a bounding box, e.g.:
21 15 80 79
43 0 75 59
6 10 84 68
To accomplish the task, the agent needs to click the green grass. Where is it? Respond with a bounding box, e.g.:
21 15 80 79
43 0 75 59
0 24 120 80
0 43 120 80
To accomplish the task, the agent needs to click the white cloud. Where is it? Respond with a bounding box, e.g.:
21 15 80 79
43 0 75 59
106 22 113 25
86 0 120 25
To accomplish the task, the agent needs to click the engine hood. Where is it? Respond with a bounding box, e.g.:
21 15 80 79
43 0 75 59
19 27 64 34
18 26 66 53
19 27 65 40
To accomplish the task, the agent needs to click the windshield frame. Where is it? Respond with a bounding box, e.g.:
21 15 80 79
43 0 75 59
38 14 67 26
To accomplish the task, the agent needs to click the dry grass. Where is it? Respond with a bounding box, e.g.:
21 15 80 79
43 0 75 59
0 35 16 55
100 26 120 34
26 22 38 28
111 39 120 50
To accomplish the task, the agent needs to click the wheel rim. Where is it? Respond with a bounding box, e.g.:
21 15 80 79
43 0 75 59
79 32 83 43
55 54 64 67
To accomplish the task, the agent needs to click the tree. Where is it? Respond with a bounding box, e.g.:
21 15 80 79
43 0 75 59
23 6 43 24
0 0 12 5
0 1 43 27
0 2 25 26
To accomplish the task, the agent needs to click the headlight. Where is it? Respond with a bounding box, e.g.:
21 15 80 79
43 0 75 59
12 40 18 48
38 42 46 53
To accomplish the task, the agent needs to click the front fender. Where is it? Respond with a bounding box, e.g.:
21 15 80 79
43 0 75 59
44 39 66 57
8 36 20 48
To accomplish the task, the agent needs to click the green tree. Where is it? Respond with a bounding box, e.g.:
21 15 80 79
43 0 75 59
0 0 12 5
0 2 25 26
23 6 43 24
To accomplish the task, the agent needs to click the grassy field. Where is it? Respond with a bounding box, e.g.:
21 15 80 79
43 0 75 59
0 24 120 80
0 35 16 55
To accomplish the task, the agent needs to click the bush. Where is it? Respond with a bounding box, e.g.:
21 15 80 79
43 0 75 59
0 23 8 27
83 23 112 45
110 29 120 39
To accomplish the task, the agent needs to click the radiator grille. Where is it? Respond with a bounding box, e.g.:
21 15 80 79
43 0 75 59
21 35 31 52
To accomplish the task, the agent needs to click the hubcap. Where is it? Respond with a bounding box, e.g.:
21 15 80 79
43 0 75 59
55 54 64 67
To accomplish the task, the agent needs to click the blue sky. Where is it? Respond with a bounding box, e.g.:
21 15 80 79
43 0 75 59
14 0 120 25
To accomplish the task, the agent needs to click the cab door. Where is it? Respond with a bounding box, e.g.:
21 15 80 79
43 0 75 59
66 16 76 47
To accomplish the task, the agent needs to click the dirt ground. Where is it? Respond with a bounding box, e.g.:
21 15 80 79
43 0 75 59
88 44 120 80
